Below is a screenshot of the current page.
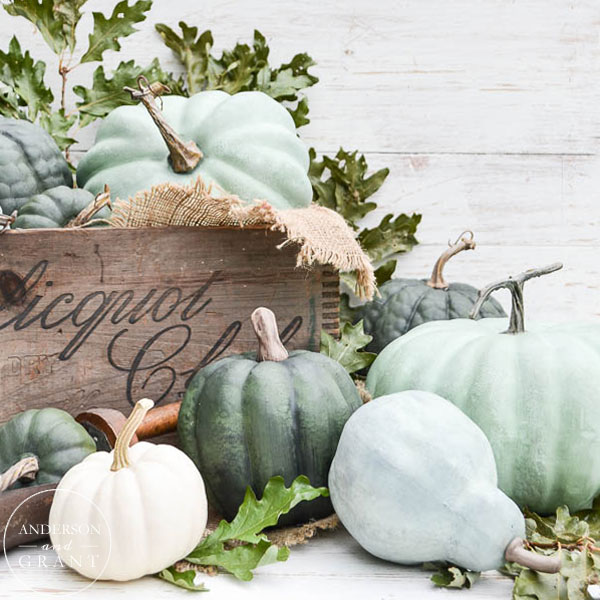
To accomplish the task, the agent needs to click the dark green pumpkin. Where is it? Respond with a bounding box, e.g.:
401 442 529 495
0 118 72 213
13 186 111 229
0 408 96 488
178 307 362 525
356 231 506 353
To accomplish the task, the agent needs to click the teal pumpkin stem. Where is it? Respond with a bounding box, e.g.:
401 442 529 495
0 456 39 492
251 307 289 362
124 76 203 174
504 537 562 573
470 263 563 334
426 230 476 290
111 398 154 471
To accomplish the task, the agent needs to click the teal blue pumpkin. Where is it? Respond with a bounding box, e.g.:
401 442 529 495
0 408 96 488
13 186 111 229
328 391 560 573
356 231 505 353
366 263 600 514
0 117 72 213
77 80 312 210
178 307 362 525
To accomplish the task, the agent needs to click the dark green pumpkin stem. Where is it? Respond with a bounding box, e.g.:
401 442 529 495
251 307 289 362
470 263 563 334
505 537 561 573
0 456 39 493
426 230 476 290
124 76 202 174
67 184 112 228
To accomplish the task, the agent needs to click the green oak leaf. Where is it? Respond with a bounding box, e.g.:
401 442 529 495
426 563 480 589
39 109 77 150
0 36 53 121
309 148 388 229
374 259 397 287
182 476 327 581
155 25 317 124
53 0 88 51
191 539 289 582
358 213 421 264
3 0 69 54
320 320 376 374
288 96 310 128
80 0 152 64
157 566 207 591
73 58 179 126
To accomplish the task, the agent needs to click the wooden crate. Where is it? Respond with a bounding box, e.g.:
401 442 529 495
0 226 339 423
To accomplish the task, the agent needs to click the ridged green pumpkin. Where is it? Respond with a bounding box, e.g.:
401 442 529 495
367 263 600 514
357 231 505 353
0 118 72 213
0 408 96 488
77 80 312 210
178 308 362 524
329 391 559 573
13 186 111 229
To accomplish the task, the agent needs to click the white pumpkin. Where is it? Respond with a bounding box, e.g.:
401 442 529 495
48 398 207 581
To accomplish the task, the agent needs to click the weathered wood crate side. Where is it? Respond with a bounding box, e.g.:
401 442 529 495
0 226 339 423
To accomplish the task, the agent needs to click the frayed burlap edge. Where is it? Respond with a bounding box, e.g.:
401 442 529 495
110 178 375 300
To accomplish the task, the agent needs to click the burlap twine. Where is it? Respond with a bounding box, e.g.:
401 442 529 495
110 177 375 300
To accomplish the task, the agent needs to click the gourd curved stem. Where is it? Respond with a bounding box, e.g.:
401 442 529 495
111 398 154 471
0 456 39 492
426 230 476 290
505 537 562 573
252 307 289 362
469 263 563 334
124 76 202 174
67 184 112 228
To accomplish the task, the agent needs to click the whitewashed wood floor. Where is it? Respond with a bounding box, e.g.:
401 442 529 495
1 527 514 599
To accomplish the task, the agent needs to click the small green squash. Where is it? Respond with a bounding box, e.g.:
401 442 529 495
178 307 362 525
329 391 560 573
77 78 312 210
0 408 96 489
0 117 72 213
367 263 600 514
13 186 111 229
356 231 505 353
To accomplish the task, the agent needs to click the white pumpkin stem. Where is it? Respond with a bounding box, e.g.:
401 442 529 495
469 263 563 334
124 76 203 174
505 537 562 573
251 307 289 362
111 398 155 471
0 456 39 492
426 230 476 290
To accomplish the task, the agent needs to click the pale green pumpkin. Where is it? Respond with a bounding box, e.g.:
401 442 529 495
329 391 559 573
367 263 600 514
76 82 312 210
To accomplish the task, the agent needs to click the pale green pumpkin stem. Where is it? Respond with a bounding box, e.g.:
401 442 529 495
111 399 154 471
124 76 203 174
251 307 289 362
470 263 563 334
426 230 476 290
505 537 562 573
0 456 39 492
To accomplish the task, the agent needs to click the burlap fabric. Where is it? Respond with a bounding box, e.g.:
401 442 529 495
111 177 375 300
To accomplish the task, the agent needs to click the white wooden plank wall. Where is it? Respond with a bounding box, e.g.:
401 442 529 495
1 0 598 320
